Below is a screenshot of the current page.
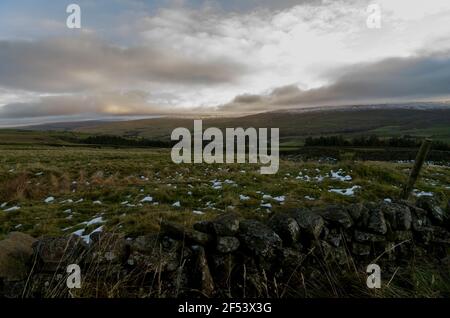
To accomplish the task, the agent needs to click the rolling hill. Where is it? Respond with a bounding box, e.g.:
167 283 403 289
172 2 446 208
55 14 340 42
12 103 450 143
77 105 450 143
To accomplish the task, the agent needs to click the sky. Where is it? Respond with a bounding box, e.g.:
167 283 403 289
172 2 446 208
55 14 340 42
1 0 450 125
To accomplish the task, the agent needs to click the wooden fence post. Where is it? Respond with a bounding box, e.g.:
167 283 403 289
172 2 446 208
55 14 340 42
400 138 432 200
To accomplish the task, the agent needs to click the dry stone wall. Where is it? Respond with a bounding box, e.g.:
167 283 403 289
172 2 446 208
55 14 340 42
1 197 449 298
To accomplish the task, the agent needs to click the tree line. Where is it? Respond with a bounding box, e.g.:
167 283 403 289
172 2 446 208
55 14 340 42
79 135 173 148
304 135 450 151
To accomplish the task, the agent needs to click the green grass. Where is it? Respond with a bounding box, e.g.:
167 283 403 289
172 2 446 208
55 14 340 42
1 143 449 240
369 125 450 143
0 129 91 146
0 130 449 298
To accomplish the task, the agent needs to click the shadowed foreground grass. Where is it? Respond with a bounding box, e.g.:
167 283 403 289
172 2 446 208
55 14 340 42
1 145 449 298
0 146 449 240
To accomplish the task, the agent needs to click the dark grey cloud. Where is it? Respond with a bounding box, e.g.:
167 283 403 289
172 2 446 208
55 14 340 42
223 52 450 112
0 36 246 93
0 91 165 118
232 93 264 104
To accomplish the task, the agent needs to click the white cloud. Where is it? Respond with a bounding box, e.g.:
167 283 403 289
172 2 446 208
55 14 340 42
1 0 450 120
133 0 450 107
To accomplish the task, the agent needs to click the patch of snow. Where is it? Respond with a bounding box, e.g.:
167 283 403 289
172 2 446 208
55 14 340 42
193 210 204 215
315 175 325 182
44 196 55 203
72 229 85 236
35 172 43 176
172 201 181 207
262 194 272 200
384 198 392 203
140 196 153 203
84 216 105 226
4 206 20 212
93 200 102 205
304 196 315 201
273 196 285 202
328 185 361 196
75 199 84 203
63 209 72 214
211 180 222 190
296 174 311 182
413 190 434 197
261 202 272 209
240 195 250 201
397 160 413 164
1 202 7 208
330 169 352 181
74 226 104 244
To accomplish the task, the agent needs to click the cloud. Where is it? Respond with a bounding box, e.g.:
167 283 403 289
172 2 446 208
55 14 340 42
133 0 450 106
0 36 245 93
0 90 168 118
2 0 450 121
222 52 450 112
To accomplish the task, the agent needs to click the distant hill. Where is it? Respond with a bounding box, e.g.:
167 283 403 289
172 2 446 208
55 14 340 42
73 104 450 143
19 120 110 131
11 103 450 143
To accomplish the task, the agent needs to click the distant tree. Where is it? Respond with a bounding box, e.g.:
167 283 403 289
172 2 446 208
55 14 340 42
80 135 172 148
303 135 450 151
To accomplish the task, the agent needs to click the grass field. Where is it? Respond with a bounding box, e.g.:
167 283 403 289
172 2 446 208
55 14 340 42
0 127 449 299
1 143 449 241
